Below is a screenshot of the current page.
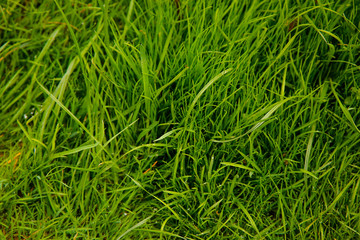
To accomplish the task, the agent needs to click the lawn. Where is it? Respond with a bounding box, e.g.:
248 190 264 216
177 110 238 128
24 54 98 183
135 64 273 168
1 0 360 239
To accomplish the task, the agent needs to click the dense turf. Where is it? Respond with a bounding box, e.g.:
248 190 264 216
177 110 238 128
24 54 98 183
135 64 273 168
1 0 360 239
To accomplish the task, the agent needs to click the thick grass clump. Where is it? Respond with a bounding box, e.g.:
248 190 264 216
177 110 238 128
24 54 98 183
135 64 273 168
1 0 360 239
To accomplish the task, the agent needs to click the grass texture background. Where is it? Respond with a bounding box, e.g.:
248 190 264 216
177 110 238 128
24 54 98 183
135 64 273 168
1 0 360 239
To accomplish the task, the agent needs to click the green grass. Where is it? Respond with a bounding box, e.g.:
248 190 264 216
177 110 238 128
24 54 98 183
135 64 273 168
1 0 360 239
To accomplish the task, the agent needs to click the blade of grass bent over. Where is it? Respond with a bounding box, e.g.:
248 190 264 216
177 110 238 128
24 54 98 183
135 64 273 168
38 23 103 141
117 215 152 239
330 79 360 134
212 97 297 143
7 27 62 125
183 68 232 124
36 81 101 146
